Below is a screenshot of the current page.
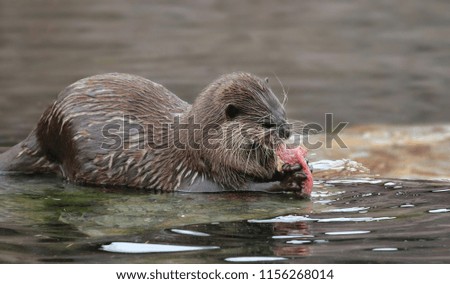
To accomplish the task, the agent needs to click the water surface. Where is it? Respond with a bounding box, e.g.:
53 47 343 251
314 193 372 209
0 174 449 263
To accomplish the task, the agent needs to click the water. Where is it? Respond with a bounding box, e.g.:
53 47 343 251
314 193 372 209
1 0 450 263
0 174 449 263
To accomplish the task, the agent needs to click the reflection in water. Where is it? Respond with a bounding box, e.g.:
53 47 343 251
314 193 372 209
0 174 449 263
271 222 312 258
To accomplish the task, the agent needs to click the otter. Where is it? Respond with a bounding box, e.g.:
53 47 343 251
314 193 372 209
0 72 313 197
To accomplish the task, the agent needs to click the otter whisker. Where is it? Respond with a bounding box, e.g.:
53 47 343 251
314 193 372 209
243 146 253 176
289 120 314 135
272 72 288 107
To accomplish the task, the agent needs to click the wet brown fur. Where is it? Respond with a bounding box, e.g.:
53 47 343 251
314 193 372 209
0 72 289 191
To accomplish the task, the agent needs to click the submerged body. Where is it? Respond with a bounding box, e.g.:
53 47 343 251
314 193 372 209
0 73 312 196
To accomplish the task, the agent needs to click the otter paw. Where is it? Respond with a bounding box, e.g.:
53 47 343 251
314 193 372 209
281 163 302 173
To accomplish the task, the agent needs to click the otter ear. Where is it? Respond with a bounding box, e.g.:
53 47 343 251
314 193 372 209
265 77 269 84
225 104 240 120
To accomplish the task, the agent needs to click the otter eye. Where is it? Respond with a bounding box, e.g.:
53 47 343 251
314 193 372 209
225 104 240 120
262 117 276 129
263 122 276 129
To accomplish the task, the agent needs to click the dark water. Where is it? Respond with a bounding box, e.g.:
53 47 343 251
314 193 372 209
0 174 449 263
1 0 450 263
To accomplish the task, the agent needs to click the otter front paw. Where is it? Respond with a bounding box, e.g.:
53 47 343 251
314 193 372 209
275 146 314 197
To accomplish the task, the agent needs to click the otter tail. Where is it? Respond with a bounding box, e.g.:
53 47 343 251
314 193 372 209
0 129 55 174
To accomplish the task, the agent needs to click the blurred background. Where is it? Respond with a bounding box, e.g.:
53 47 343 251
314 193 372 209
0 0 449 177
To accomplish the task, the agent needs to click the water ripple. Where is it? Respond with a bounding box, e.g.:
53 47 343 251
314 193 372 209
225 256 287 262
432 189 450 193
428 209 450 213
101 242 219 254
372 248 398 251
323 207 370 213
325 231 371 235
249 215 395 223
286 240 312 244
272 234 314 239
170 229 210 237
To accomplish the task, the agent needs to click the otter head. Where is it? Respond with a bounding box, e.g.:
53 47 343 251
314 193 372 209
188 72 291 189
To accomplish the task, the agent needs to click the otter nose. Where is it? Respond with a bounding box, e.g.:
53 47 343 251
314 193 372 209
278 124 291 139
